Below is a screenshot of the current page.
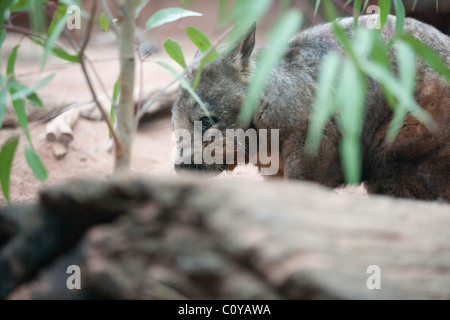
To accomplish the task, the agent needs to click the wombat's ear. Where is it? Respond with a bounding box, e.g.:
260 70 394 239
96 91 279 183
230 22 256 70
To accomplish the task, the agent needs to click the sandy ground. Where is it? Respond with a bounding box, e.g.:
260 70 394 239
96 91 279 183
0 113 267 206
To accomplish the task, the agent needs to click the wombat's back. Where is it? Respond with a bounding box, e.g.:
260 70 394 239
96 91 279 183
265 15 450 200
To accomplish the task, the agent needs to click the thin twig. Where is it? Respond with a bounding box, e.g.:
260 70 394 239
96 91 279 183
99 0 119 35
13 56 121 79
5 24 79 58
78 1 121 147
86 58 114 104
62 23 113 105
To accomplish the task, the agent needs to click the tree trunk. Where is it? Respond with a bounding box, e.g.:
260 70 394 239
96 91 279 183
115 0 137 174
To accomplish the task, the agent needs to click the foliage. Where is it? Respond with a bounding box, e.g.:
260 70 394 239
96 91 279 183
305 0 449 184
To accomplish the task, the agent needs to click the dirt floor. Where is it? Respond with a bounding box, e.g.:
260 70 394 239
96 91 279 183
1 114 270 206
0 0 367 206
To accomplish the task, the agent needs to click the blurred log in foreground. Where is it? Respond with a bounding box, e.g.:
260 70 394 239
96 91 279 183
0 175 449 300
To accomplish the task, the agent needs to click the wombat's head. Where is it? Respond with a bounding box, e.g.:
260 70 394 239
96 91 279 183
172 25 256 175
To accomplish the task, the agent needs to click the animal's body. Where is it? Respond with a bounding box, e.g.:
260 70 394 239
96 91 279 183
172 15 450 201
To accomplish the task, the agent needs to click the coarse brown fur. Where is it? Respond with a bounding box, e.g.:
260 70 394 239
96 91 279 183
172 15 450 202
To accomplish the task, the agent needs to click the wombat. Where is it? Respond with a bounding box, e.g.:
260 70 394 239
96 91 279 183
172 15 450 202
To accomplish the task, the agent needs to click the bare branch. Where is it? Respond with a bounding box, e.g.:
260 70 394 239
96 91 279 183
78 1 121 147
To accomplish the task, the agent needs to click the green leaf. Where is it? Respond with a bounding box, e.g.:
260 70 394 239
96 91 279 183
336 59 366 185
239 10 303 125
9 75 54 105
218 0 228 26
9 86 31 143
392 0 405 36
30 37 79 63
386 104 408 142
397 42 416 92
25 146 48 182
314 0 321 16
99 12 109 31
353 0 362 29
185 27 218 61
371 35 391 70
0 85 9 130
322 0 338 21
332 22 355 61
10 80 47 108
379 0 391 28
0 29 5 48
192 59 206 90
7 45 19 77
227 0 272 46
157 61 211 118
0 136 19 203
353 0 362 13
11 81 42 108
362 61 433 128
11 0 32 12
0 0 15 27
185 27 219 89
386 41 416 141
59 0 82 7
337 63 366 129
48 4 67 36
146 8 202 30
340 138 361 185
306 52 342 153
400 34 450 83
0 30 5 71
353 28 374 58
30 0 46 32
370 35 396 107
362 0 370 12
43 10 72 67
110 75 120 126
163 38 187 69
182 0 196 6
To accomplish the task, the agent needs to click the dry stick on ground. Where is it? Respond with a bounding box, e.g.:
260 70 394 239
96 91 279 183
114 0 137 173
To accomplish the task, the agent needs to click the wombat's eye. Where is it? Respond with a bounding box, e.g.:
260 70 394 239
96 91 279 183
200 117 217 133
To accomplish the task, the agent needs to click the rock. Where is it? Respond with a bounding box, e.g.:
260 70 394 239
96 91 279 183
1 175 450 299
